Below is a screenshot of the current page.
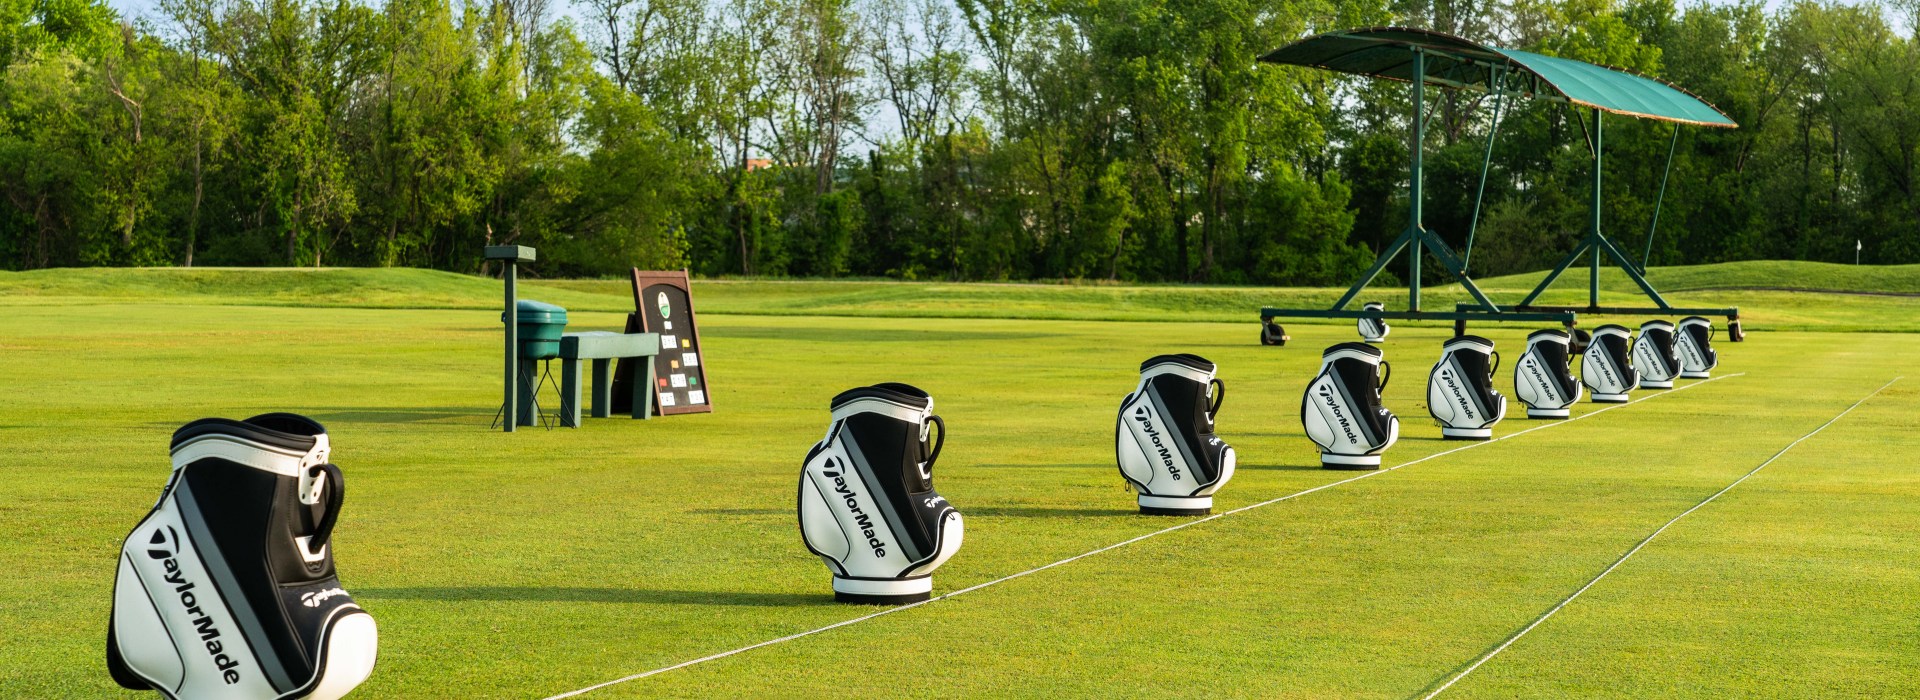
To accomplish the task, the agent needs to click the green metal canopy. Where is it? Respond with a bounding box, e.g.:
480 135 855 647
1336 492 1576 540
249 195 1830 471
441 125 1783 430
1260 26 1736 128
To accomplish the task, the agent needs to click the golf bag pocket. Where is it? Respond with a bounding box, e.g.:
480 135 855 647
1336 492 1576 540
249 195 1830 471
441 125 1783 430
1633 320 1681 389
1302 343 1399 469
1116 354 1235 515
1676 316 1718 378
799 383 963 604
1514 329 1582 418
1581 324 1638 402
1427 335 1505 440
108 413 377 700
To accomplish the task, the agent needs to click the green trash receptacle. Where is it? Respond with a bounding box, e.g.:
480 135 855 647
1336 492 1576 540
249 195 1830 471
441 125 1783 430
503 300 567 360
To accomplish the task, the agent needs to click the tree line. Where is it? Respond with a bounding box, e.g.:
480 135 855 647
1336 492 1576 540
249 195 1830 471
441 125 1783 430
3 0 1916 281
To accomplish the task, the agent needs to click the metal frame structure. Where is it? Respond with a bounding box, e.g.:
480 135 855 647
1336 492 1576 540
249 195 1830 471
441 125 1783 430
1256 28 1742 340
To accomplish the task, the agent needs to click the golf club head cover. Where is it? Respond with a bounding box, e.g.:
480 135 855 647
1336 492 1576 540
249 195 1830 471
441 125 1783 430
1427 335 1506 440
1676 316 1719 378
1358 302 1390 343
799 383 963 604
1633 320 1681 389
1115 354 1236 515
1580 324 1638 402
1513 329 1583 418
1302 342 1399 469
107 413 378 700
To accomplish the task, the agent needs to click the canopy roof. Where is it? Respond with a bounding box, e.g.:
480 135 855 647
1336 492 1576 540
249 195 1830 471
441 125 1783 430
1260 26 1736 128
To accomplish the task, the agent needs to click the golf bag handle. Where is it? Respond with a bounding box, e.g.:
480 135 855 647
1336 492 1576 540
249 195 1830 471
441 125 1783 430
1378 361 1391 392
1208 378 1226 417
307 463 345 553
924 415 945 472
1488 351 1501 379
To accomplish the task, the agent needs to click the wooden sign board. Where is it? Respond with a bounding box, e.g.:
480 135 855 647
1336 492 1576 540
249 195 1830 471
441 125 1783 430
620 269 711 415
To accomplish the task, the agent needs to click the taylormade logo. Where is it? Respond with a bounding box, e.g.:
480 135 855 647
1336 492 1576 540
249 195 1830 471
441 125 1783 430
1593 347 1621 388
145 527 243 684
1440 369 1476 421
822 461 888 558
1318 386 1360 445
301 587 349 608
1131 407 1182 480
1524 355 1560 403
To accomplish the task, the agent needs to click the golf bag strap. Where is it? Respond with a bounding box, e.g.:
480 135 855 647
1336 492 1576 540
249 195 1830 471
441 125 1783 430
1378 361 1391 392
1208 379 1225 417
1489 351 1501 378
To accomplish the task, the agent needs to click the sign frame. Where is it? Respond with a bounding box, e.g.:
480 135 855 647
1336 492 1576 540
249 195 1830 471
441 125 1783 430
628 269 712 415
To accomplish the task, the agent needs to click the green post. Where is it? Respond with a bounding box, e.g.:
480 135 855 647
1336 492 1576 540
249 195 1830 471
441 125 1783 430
504 263 516 432
1463 67 1506 274
484 245 536 433
1641 125 1679 271
1409 49 1425 312
1589 109 1603 309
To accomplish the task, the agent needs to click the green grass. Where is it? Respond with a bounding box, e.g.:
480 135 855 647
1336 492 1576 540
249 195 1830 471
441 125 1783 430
1 268 1914 698
4 260 1920 332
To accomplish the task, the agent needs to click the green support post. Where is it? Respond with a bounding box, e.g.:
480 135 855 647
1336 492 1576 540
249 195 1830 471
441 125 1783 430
1642 125 1679 271
484 245 536 433
1590 109 1602 309
1463 67 1507 274
1409 49 1424 312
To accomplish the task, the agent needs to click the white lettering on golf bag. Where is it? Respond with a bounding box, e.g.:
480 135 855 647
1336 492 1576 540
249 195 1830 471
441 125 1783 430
1302 343 1399 469
1581 324 1639 402
1676 316 1719 378
1116 354 1235 514
1633 320 1681 388
798 384 963 603
1427 336 1506 440
1513 329 1582 418
108 413 378 700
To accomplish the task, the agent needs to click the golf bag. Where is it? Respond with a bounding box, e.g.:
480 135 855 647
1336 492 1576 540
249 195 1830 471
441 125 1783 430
1115 354 1236 515
1581 324 1639 403
1676 316 1719 378
1260 318 1289 346
1513 329 1583 418
1427 335 1506 440
1358 302 1390 343
1633 320 1681 389
108 414 378 700
1302 343 1399 469
799 383 963 604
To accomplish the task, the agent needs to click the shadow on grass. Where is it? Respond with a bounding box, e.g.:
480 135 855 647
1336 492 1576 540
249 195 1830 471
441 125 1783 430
1234 463 1323 471
302 407 497 424
966 505 1138 518
701 326 1059 343
689 507 788 516
357 586 827 607
969 462 1106 470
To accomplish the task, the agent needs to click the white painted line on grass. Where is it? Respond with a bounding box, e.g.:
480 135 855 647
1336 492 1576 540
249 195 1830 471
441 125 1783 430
547 373 1745 699
1420 376 1901 700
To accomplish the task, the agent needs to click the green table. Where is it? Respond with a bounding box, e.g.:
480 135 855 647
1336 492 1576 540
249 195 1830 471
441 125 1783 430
558 332 661 427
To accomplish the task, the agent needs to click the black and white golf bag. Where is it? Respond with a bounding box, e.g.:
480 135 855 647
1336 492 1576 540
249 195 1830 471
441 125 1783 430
108 414 378 700
799 383 963 604
1427 335 1506 440
1358 302 1390 343
1115 354 1236 515
1302 343 1399 469
1633 320 1681 389
1513 329 1583 418
1676 316 1719 379
1580 324 1638 403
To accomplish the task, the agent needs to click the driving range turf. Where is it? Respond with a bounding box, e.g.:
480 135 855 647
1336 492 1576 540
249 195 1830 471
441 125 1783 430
2 264 1916 698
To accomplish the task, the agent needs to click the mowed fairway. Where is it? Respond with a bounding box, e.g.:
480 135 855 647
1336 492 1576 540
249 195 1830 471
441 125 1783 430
2 270 1916 698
